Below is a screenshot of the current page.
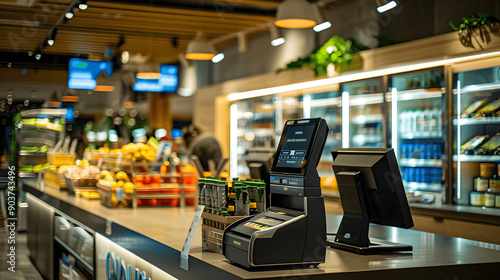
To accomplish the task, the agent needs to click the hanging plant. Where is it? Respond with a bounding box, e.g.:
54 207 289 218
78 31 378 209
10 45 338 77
449 13 500 49
277 35 356 77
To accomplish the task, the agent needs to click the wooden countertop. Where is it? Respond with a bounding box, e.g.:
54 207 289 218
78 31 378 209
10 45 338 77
24 180 500 279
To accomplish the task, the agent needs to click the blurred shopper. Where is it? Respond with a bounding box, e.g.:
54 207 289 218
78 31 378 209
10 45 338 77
182 125 222 173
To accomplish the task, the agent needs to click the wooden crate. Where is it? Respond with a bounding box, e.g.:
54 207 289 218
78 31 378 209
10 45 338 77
201 212 244 254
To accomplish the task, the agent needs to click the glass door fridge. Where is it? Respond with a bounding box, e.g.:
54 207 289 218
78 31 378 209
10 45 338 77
231 97 276 178
230 95 303 178
304 91 342 175
390 68 445 204
453 64 500 207
340 78 387 149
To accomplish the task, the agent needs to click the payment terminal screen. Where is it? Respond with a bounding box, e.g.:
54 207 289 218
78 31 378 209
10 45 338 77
243 217 285 231
275 124 315 169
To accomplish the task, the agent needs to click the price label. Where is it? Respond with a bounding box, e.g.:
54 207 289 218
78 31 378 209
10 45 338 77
180 205 204 271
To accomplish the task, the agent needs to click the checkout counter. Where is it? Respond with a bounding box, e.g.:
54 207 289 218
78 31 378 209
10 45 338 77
21 119 500 279
24 180 500 279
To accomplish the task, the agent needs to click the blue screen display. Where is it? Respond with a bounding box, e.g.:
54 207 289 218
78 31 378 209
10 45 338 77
68 58 113 90
133 65 178 92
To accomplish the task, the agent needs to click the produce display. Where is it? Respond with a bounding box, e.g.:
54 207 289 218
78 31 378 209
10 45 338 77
21 117 64 131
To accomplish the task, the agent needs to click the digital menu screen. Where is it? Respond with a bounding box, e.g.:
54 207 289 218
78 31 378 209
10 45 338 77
68 58 113 90
243 217 285 231
133 65 178 92
275 124 315 169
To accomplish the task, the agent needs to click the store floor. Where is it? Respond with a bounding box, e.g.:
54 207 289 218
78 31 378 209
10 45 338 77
0 230 43 280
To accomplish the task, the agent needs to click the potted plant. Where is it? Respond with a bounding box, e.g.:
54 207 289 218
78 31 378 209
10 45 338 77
277 35 362 77
449 13 500 49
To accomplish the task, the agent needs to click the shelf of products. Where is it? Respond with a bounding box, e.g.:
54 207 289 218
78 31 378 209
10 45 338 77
454 65 500 207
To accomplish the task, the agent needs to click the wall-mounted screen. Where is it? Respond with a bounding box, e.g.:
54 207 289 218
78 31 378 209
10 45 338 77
133 65 178 92
68 58 113 90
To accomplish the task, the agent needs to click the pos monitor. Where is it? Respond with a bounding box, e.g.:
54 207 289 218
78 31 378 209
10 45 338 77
329 148 414 254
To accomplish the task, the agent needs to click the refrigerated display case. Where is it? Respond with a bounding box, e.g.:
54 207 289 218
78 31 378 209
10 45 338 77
304 91 341 176
453 65 500 207
340 78 387 149
231 96 303 178
390 69 445 202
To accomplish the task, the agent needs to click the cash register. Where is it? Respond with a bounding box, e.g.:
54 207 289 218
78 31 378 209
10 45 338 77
222 118 328 268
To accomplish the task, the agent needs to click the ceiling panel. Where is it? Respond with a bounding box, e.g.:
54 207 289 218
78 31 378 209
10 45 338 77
0 0 278 66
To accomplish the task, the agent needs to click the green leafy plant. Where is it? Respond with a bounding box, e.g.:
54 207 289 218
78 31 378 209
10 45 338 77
277 35 356 76
449 13 500 49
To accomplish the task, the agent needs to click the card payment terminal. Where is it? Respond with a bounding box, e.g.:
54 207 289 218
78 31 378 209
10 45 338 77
222 118 328 268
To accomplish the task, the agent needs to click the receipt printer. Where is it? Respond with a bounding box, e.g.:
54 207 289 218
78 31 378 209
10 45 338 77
223 118 328 268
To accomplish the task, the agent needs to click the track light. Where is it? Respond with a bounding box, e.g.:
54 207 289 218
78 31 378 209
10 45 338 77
47 28 57 46
312 4 331 32
65 11 74 20
34 49 42 60
185 31 217 60
269 23 285 46
212 53 225 63
376 0 397 13
275 0 317 29
78 0 88 10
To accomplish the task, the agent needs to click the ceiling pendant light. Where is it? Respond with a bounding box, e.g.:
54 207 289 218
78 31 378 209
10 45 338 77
185 31 217 60
275 0 317 29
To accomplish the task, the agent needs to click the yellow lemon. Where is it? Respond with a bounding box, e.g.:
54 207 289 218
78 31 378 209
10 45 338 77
115 171 129 182
116 181 124 188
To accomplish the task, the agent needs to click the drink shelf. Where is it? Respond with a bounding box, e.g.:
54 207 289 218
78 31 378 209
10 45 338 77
399 158 442 167
453 117 500 126
453 155 500 162
400 131 442 139
453 82 500 94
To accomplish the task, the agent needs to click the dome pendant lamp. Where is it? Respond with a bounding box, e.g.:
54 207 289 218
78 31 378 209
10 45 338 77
185 31 217 60
275 0 317 29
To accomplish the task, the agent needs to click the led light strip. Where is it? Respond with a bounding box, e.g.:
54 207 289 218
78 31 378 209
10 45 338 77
341 91 349 148
456 81 461 200
230 104 238 178
227 51 500 101
391 88 398 157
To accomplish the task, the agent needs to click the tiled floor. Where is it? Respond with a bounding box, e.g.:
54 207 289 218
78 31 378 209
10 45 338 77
0 230 43 280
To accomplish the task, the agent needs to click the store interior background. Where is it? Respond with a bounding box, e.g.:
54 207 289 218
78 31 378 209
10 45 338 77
2 0 499 134
2 0 500 245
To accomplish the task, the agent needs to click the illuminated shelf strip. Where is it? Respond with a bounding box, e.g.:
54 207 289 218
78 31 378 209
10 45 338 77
227 51 500 101
454 82 500 94
453 155 500 162
453 117 500 126
399 158 442 167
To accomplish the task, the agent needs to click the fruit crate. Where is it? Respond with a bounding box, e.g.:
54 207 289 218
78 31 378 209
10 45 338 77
201 212 245 254
97 182 197 208
44 169 66 189
47 151 76 166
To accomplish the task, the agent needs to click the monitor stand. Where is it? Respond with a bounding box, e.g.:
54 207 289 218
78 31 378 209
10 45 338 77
327 171 412 255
